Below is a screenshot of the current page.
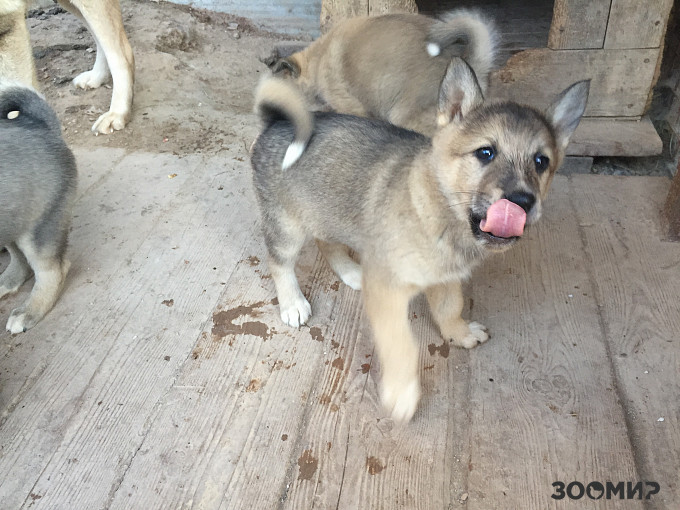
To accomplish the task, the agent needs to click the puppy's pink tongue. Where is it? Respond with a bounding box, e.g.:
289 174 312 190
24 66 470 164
480 199 526 238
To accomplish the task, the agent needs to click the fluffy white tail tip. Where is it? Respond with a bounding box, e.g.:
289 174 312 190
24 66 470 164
426 43 441 57
282 141 305 170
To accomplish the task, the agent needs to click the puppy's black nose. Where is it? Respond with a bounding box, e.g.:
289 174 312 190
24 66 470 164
504 191 536 213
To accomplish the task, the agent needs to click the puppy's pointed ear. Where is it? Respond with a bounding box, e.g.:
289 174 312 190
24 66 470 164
546 80 590 151
437 57 484 127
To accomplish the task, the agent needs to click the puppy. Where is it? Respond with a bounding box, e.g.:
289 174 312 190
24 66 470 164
0 0 134 134
250 59 589 422
0 82 77 333
264 10 498 137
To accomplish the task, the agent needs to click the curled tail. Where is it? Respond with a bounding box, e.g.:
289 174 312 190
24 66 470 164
426 9 499 92
254 78 313 170
0 82 61 132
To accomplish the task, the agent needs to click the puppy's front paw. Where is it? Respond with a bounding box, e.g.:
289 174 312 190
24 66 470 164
6 306 41 334
73 69 110 90
451 321 489 349
381 377 421 423
279 296 312 328
92 111 127 135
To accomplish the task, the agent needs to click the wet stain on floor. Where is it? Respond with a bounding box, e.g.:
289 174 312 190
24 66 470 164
212 301 272 341
428 341 450 358
331 357 344 371
309 326 324 342
366 456 385 475
297 449 318 480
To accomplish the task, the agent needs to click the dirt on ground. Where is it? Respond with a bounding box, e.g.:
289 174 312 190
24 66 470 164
27 0 297 156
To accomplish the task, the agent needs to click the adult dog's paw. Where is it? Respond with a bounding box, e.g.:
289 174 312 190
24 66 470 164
279 296 312 328
92 111 127 135
73 69 110 90
6 306 41 334
381 377 421 423
451 321 489 349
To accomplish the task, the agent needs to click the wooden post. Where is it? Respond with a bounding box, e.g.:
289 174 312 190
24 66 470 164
368 0 417 16
321 0 417 33
663 164 680 241
548 0 611 50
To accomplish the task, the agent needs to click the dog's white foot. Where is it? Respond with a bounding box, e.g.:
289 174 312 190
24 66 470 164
73 69 110 90
91 111 127 135
338 265 362 291
6 306 39 334
452 321 489 349
381 377 421 423
279 296 312 328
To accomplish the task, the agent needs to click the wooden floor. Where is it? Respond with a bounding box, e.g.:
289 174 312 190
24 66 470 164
0 142 678 508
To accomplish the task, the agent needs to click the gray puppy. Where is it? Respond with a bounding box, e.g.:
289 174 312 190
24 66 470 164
251 59 589 422
0 83 77 333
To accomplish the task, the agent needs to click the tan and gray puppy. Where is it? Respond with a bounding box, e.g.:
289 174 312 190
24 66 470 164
0 0 134 134
0 82 77 333
250 59 589 422
264 9 498 137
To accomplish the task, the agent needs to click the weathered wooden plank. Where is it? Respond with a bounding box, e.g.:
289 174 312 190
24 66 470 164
559 156 594 174
103 238 357 509
321 0 417 32
662 165 680 240
368 0 417 16
105 241 472 509
568 117 663 156
489 48 659 117
575 175 680 509
548 0 611 50
465 175 639 508
0 146 259 509
321 0 367 32
282 295 474 510
604 0 674 50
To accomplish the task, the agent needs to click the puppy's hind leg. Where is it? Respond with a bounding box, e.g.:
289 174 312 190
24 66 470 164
265 219 311 328
0 243 33 300
425 280 488 349
316 240 362 290
363 269 420 422
6 236 70 334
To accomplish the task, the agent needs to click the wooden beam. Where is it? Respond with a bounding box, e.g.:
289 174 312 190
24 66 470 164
489 47 659 117
368 0 417 16
548 0 611 50
321 0 417 32
321 0 367 33
568 117 663 156
663 164 680 240
604 0 674 49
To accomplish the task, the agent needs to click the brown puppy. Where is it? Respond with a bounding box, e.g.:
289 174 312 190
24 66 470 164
264 9 498 137
251 60 589 422
0 0 134 134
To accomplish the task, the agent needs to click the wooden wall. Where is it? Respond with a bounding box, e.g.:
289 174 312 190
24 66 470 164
320 0 416 32
492 0 675 118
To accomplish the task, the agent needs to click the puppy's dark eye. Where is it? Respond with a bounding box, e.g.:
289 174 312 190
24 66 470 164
474 146 495 163
534 153 550 173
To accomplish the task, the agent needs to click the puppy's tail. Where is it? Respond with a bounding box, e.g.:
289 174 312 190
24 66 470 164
0 82 61 132
254 78 313 170
426 9 499 91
